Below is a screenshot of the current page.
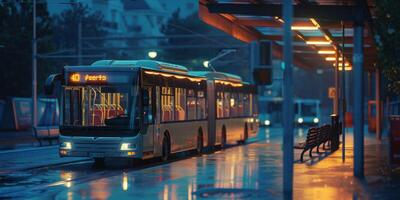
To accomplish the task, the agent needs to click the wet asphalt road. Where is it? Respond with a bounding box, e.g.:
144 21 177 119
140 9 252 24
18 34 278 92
0 128 283 200
1 127 398 200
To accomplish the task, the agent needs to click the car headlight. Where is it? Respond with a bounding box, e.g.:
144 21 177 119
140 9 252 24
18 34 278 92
264 120 271 126
120 143 134 151
313 117 319 123
297 118 304 124
61 142 72 150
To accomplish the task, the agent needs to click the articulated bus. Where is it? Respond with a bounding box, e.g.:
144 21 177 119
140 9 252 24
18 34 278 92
45 60 258 164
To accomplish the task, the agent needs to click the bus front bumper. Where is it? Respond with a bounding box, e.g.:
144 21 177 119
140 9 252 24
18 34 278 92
59 135 142 158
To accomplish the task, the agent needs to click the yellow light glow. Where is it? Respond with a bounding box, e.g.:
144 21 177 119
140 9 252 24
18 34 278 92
333 62 350 67
325 57 343 61
318 50 336 54
306 41 331 45
338 67 352 71
291 26 318 30
70 73 80 82
84 74 107 82
215 80 243 87
144 71 204 82
309 18 320 28
230 98 235 107
324 34 332 42
122 174 128 191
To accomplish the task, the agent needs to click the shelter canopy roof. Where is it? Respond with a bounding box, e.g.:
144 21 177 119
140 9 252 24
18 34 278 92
199 0 377 71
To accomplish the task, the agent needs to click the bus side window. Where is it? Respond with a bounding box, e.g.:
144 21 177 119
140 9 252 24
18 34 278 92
187 89 196 120
161 87 174 122
223 92 230 118
143 87 153 124
244 94 250 116
175 88 186 121
197 91 206 119
217 92 224 118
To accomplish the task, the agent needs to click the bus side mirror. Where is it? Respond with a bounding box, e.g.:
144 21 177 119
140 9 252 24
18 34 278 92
142 89 149 107
44 74 63 96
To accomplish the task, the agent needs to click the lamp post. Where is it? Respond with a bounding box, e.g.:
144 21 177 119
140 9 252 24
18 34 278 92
32 0 38 131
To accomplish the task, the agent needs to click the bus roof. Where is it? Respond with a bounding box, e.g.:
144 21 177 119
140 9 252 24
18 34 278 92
66 60 247 84
90 60 189 74
189 71 243 83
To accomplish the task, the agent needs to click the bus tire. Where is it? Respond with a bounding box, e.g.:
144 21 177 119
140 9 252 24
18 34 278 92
93 158 105 167
243 123 248 143
196 131 203 154
161 136 170 162
221 126 227 149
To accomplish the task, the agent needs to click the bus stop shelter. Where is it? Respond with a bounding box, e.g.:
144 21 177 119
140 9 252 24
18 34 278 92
198 0 378 194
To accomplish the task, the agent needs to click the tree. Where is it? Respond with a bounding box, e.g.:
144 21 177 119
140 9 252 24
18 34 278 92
51 2 106 65
0 0 54 99
375 0 400 96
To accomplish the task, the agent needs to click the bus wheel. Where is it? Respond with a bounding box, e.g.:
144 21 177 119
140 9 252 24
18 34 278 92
161 137 170 162
196 133 203 154
93 158 105 167
243 124 248 143
221 128 227 149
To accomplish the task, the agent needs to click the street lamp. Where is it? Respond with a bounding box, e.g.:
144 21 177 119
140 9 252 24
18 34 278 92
203 61 209 68
148 51 157 59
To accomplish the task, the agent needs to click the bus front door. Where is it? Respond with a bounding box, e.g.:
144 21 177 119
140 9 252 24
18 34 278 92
142 86 158 157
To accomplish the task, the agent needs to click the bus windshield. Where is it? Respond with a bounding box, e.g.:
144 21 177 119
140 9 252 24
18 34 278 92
301 103 317 117
63 85 137 129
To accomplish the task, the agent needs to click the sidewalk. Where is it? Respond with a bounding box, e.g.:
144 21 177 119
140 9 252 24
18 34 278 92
290 128 400 199
0 130 54 151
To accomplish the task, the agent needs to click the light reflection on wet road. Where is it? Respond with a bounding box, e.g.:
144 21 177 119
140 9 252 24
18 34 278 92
52 133 284 200
0 127 395 199
0 128 285 199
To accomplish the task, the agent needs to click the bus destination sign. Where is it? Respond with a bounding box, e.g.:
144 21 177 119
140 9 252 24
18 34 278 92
70 73 107 83
68 72 132 85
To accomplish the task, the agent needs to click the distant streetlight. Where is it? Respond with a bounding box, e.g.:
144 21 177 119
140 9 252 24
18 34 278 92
148 51 157 59
203 60 209 68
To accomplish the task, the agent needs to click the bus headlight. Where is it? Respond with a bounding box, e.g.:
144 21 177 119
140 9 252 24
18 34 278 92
61 142 72 150
120 143 134 151
297 118 304 124
313 117 319 123
264 120 271 126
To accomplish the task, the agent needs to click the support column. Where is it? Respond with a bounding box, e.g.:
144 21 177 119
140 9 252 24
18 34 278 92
353 22 364 178
376 68 381 140
341 21 346 162
282 0 294 194
334 53 339 114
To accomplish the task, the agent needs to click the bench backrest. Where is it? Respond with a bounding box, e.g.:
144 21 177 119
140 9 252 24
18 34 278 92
305 127 319 148
319 124 332 143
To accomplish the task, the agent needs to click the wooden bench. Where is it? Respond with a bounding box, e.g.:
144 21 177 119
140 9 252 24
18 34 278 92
316 124 332 153
294 127 320 162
